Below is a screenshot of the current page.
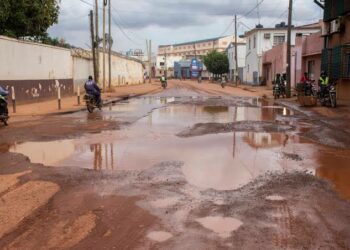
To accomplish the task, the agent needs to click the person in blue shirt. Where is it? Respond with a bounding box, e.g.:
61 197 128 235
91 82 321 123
84 76 101 105
0 85 8 98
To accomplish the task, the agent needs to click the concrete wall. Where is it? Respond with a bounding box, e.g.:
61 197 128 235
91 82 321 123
73 56 93 91
0 36 73 103
0 36 145 103
99 52 144 86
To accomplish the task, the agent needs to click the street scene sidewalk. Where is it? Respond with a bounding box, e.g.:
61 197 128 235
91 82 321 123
8 83 162 121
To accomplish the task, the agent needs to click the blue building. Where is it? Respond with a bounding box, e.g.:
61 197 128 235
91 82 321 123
174 59 203 79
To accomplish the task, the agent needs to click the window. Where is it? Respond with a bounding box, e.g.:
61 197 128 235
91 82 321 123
253 35 256 49
345 53 350 78
160 62 165 66
273 35 285 46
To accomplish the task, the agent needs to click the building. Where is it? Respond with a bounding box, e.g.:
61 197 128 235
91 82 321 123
156 35 244 77
315 0 350 100
226 42 246 81
262 31 324 90
241 22 321 85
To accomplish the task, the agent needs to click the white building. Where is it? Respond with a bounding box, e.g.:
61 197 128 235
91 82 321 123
241 22 321 85
157 35 245 78
226 42 246 81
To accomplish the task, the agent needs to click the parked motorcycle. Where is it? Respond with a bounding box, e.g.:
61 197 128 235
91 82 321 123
84 94 102 113
319 82 337 108
0 95 9 126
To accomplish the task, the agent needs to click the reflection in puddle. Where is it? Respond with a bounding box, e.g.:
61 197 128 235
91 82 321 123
8 98 350 196
196 216 243 238
147 231 173 242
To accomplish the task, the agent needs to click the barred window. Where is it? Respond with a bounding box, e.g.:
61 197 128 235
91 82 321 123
273 35 285 46
344 53 350 78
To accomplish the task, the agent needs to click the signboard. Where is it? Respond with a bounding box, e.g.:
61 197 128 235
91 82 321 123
190 58 201 78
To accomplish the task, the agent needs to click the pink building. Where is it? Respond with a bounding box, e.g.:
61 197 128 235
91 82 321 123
262 32 323 90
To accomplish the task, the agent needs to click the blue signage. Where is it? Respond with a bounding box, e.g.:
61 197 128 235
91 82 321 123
190 58 201 78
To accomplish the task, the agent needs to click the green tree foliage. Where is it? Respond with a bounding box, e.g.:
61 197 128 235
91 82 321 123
203 50 229 76
0 0 60 38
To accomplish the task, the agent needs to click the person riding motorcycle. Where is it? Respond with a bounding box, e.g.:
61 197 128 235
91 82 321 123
319 71 329 98
84 75 101 105
300 72 310 84
0 85 8 98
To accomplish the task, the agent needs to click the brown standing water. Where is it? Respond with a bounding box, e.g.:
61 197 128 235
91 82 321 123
7 97 350 199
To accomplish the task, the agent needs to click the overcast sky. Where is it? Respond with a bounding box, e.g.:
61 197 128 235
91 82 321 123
49 0 323 53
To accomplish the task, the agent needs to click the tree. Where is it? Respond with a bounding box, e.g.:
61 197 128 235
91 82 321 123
203 50 229 77
0 0 60 39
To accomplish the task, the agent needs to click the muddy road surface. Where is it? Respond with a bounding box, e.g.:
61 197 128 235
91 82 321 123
1 81 350 249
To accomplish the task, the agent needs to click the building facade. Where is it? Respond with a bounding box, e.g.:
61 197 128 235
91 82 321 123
226 42 246 81
262 31 324 90
241 23 321 85
316 0 350 100
156 35 244 77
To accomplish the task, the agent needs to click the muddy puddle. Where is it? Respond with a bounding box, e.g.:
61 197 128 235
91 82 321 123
7 97 350 197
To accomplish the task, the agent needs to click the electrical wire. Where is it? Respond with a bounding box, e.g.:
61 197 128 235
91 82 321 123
237 0 266 20
111 16 142 46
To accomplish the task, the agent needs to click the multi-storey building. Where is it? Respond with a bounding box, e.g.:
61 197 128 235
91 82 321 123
156 35 244 77
226 42 246 81
241 22 321 85
315 0 350 100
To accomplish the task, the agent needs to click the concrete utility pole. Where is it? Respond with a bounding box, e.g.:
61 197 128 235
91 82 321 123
149 40 152 83
234 14 238 86
286 0 293 98
94 0 99 82
193 43 197 59
89 10 97 81
102 0 107 92
108 0 112 91
164 50 167 78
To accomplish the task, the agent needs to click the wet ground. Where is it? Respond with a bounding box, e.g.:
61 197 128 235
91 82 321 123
1 82 350 249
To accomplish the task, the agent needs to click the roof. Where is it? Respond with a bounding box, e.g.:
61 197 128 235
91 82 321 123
225 42 247 52
173 36 229 46
241 23 321 37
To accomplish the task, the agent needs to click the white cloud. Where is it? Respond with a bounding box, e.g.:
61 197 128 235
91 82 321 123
48 0 323 52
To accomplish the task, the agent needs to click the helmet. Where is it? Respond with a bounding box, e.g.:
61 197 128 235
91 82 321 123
88 75 93 80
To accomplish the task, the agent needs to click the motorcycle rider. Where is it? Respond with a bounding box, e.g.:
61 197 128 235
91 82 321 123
319 71 329 98
0 85 9 116
84 75 101 105
300 72 310 84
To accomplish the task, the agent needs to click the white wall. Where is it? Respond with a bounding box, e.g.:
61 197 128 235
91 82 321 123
73 57 93 90
0 36 72 80
99 52 144 86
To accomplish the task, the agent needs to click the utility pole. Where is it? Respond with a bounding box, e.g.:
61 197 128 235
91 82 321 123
102 0 107 92
149 40 152 83
89 10 97 81
94 0 99 82
286 0 293 98
193 43 197 59
234 14 238 86
108 0 112 91
164 49 167 78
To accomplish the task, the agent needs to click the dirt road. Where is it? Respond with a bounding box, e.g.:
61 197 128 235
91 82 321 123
0 81 350 249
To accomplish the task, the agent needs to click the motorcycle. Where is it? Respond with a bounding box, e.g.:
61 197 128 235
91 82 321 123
319 82 337 108
0 95 9 126
161 79 167 89
273 81 286 99
304 80 317 97
84 94 102 113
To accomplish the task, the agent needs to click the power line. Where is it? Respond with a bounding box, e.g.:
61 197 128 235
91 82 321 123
237 0 266 20
219 20 234 37
111 16 142 46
